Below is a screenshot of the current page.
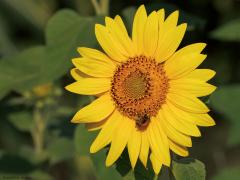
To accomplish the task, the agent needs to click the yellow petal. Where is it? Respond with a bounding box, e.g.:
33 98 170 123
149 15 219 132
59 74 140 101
167 102 215 127
95 24 127 62
164 43 207 79
65 78 111 95
128 128 141 168
77 47 112 61
163 10 179 28
162 104 201 137
90 110 122 153
150 153 163 174
143 11 159 57
169 79 216 97
114 15 129 36
139 131 149 168
168 140 189 157
106 116 134 166
70 68 91 81
183 69 216 81
147 118 170 166
72 57 116 77
155 23 187 62
167 93 209 113
158 109 192 147
132 5 147 54
71 93 115 123
157 9 165 25
192 113 216 127
105 17 135 57
85 118 107 131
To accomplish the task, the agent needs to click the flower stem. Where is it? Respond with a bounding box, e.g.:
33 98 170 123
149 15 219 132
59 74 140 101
90 0 110 15
90 0 102 15
32 102 45 155
100 0 109 15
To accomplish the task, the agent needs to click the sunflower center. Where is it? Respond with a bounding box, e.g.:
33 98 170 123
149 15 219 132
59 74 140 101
111 55 169 125
123 71 148 99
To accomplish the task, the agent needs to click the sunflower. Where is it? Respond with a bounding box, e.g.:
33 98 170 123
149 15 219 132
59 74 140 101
65 5 216 174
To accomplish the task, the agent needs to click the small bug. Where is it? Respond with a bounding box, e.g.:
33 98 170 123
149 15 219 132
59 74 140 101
135 114 150 129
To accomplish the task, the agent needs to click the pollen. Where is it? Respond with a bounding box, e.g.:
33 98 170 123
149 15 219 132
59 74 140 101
110 55 169 120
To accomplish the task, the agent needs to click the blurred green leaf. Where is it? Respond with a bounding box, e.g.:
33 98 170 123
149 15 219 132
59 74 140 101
74 125 96 156
0 15 17 56
210 85 240 146
91 151 121 180
211 166 240 180
115 150 154 180
19 146 48 165
210 18 240 42
45 10 103 82
46 137 74 165
8 111 33 132
171 158 206 180
0 10 103 99
74 125 121 180
0 46 47 95
29 170 53 180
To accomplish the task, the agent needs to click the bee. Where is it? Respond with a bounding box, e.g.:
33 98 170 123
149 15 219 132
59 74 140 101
136 114 150 129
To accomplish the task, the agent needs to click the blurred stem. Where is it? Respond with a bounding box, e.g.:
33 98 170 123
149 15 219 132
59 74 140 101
32 102 45 155
100 0 109 15
90 0 109 15
90 0 102 15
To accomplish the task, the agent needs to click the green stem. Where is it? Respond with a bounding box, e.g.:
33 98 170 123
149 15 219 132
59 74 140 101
90 0 110 15
32 102 45 155
100 0 110 15
90 0 102 15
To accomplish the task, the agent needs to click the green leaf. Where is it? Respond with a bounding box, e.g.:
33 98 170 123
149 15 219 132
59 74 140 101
211 166 240 180
46 137 74 165
8 111 33 132
18 146 48 165
0 46 47 95
115 150 155 180
91 150 121 180
0 15 17 56
210 85 240 146
74 125 96 156
74 125 121 180
29 170 53 180
171 158 206 180
0 10 103 99
45 9 103 83
210 18 240 42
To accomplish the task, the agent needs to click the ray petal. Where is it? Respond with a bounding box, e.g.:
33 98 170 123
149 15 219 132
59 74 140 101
72 57 116 77
128 127 141 168
90 110 122 153
167 93 209 113
132 5 148 55
71 93 115 123
143 11 159 57
106 116 134 166
139 131 149 168
65 78 111 95
95 24 127 62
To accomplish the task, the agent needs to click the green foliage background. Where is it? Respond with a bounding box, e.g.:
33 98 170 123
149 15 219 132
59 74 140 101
0 0 240 179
